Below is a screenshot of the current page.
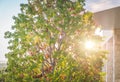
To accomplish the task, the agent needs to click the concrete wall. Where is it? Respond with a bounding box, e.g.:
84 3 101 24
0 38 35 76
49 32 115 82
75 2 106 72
114 29 120 82
106 37 114 82
94 6 120 30
94 6 120 82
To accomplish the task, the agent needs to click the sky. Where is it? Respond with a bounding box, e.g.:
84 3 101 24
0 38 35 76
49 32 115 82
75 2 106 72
85 0 120 12
0 0 120 62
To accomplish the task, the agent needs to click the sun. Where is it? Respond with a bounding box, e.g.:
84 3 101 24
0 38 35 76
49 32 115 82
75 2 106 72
85 40 95 49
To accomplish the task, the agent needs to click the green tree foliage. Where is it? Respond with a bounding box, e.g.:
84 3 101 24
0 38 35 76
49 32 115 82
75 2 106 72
4 0 107 82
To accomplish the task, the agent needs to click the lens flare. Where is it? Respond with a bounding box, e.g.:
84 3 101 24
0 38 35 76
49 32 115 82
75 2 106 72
85 40 95 49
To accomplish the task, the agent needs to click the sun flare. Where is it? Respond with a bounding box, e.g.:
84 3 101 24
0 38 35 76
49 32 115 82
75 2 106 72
85 40 95 49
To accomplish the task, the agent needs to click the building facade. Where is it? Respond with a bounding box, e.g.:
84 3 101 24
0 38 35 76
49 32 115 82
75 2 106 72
94 6 120 82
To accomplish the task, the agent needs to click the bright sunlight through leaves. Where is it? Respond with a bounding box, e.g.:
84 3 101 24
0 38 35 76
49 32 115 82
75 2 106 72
85 40 95 49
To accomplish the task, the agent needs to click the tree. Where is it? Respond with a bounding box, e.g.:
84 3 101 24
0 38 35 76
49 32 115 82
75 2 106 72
4 0 107 82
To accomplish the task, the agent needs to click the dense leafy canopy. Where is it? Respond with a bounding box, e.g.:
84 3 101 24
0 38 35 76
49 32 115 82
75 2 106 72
2 0 107 82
